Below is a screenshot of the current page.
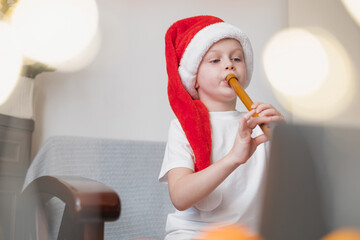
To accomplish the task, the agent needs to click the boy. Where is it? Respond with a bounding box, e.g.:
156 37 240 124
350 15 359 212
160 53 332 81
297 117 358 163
159 15 284 240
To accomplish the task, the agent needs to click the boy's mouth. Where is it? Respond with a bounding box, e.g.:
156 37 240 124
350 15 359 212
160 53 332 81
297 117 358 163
223 74 237 83
222 79 230 87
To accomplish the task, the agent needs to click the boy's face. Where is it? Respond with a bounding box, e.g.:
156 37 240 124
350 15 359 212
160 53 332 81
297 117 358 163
195 38 247 111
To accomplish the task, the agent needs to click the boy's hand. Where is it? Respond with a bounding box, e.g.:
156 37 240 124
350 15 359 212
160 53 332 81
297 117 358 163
229 109 266 165
229 103 284 166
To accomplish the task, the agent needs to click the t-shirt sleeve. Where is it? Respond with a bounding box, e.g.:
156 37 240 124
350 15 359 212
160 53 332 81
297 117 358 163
158 119 195 183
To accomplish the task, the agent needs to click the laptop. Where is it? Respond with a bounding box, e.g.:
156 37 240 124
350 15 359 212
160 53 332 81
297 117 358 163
259 123 360 240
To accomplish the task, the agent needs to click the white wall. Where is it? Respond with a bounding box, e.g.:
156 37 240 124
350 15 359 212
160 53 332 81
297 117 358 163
31 0 289 158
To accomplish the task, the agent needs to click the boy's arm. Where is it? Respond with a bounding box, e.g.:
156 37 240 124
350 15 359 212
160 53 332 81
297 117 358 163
168 154 239 211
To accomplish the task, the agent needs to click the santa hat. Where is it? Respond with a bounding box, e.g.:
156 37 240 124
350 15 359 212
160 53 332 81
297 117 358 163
165 15 254 172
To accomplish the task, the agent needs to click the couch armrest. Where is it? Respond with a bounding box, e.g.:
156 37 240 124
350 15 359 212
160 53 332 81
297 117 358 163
23 175 121 221
16 175 121 240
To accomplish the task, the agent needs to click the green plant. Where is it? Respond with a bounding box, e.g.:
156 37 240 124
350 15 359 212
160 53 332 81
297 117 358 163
21 63 56 79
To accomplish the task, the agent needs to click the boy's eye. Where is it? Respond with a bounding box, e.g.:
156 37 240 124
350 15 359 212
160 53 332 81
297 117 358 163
233 57 242 62
210 59 220 63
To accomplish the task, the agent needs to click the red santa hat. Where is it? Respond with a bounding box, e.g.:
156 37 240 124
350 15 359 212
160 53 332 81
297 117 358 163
165 15 253 172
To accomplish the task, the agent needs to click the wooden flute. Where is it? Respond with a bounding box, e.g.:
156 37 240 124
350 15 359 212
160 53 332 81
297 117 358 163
225 74 271 138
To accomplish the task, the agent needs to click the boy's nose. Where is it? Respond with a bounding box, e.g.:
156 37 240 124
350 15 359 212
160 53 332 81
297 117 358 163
225 62 234 70
225 58 234 70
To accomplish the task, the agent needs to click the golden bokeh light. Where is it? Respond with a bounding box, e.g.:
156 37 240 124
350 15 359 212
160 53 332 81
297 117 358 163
10 0 99 69
0 21 23 104
263 28 329 96
322 228 360 240
197 224 263 240
265 28 356 122
342 0 360 26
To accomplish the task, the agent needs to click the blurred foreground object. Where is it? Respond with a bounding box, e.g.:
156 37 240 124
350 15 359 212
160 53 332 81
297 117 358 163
260 123 360 240
322 228 360 240
198 224 263 240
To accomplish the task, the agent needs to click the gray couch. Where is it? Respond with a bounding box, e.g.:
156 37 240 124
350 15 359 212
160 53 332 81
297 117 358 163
21 124 360 240
22 136 174 240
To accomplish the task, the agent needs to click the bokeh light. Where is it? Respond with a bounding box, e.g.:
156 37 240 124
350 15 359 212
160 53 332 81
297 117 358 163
263 28 329 96
10 0 99 69
0 21 22 104
321 227 360 240
264 28 356 122
341 0 360 26
199 224 263 240
53 28 102 72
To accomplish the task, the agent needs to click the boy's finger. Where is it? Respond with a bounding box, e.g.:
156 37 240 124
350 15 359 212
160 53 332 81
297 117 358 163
247 115 283 128
254 103 273 113
258 108 279 117
253 134 268 145
247 118 263 129
244 109 256 120
251 102 262 109
238 117 253 138
239 111 254 131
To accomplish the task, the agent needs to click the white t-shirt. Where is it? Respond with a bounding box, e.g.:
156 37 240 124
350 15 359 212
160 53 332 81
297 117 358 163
159 111 269 240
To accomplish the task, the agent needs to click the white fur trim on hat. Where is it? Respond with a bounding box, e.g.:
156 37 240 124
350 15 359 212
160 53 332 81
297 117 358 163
178 22 254 100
